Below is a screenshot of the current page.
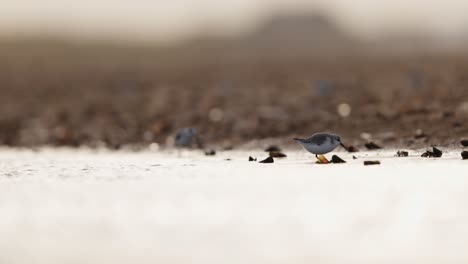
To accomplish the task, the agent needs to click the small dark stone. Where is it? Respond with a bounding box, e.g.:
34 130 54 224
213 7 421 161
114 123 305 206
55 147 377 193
462 151 468 160
345 145 359 152
421 147 442 158
269 151 287 158
248 156 257 162
461 139 468 147
432 147 443 157
225 158 231 161
331 155 346 163
396 151 409 157
365 142 382 150
364 160 380 165
259 157 274 163
421 151 432 157
204 149 216 156
265 145 281 152
352 155 357 159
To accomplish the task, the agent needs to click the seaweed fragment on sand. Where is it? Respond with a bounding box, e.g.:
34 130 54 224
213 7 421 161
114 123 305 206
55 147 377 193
364 160 380 166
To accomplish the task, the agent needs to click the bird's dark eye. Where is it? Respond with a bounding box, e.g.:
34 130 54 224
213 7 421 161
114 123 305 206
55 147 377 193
336 136 341 142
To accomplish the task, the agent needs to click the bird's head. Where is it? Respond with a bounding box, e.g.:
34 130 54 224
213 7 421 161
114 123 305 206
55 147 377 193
333 135 347 150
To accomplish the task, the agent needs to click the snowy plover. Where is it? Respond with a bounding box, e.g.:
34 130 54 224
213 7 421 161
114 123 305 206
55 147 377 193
294 133 346 162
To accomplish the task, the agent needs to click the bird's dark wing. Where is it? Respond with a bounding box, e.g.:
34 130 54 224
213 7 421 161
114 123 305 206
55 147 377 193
304 133 328 145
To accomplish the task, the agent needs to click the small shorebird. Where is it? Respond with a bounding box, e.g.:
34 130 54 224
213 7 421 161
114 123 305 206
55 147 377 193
174 128 203 148
294 133 346 163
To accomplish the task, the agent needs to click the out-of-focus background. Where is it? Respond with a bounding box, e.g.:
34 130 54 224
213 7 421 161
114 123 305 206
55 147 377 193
2 0 468 148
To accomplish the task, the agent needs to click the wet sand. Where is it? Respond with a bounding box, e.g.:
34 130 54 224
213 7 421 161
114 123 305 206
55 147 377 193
0 148 467 264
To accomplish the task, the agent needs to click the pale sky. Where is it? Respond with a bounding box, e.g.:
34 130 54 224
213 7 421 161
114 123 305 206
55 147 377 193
1 0 468 43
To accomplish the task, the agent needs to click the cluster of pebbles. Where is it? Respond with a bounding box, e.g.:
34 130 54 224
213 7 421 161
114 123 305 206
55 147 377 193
257 146 288 164
176 127 468 164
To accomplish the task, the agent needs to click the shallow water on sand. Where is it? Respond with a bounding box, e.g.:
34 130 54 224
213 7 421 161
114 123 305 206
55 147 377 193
0 148 467 264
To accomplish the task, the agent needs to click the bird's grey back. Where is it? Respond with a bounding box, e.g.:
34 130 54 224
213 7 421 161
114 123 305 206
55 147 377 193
304 133 335 145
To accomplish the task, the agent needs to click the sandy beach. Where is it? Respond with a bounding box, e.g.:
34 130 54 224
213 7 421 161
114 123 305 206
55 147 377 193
1 148 467 264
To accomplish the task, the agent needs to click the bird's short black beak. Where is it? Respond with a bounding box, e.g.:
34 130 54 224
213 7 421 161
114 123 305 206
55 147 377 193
340 142 347 150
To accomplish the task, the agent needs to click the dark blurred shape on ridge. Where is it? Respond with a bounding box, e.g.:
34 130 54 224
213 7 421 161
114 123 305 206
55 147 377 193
245 13 353 51
175 12 358 60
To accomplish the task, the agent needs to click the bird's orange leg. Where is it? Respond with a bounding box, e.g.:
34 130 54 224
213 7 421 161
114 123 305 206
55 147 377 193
315 154 330 164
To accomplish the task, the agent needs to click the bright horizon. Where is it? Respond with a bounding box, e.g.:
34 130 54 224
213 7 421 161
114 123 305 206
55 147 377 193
1 0 468 44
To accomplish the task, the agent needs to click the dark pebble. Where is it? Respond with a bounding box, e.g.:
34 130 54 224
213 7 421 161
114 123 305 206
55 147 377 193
204 149 216 156
225 158 231 161
345 145 359 152
353 155 357 159
248 156 257 162
331 155 346 163
259 157 274 163
461 140 468 147
269 151 287 158
265 145 281 152
365 142 382 150
421 151 431 157
396 150 409 157
364 160 380 165
462 151 468 160
432 147 443 157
